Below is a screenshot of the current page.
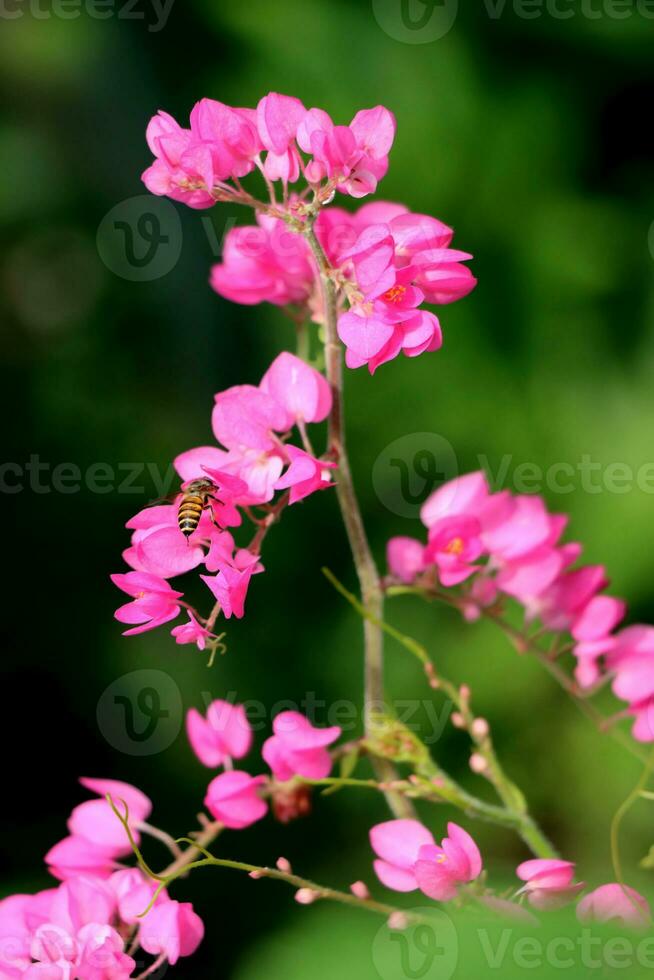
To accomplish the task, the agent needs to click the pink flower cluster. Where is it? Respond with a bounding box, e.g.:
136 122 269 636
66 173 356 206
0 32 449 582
210 202 475 373
1 780 203 980
143 92 476 374
186 700 341 828
370 823 650 927
143 93 395 206
387 471 654 741
111 353 335 642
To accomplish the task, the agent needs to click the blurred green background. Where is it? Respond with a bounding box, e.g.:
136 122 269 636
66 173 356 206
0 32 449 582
2 0 654 976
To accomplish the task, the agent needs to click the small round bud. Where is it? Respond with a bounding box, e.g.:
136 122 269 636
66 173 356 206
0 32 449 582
295 888 319 905
471 717 490 739
276 857 292 874
459 684 471 701
248 870 264 879
451 711 465 729
469 752 488 774
350 881 370 900
388 912 409 930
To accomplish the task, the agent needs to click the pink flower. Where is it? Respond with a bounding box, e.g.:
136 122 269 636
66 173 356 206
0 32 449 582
370 820 482 901
69 779 152 851
516 859 584 910
111 571 183 636
45 837 121 882
262 711 341 781
204 771 268 829
142 110 215 209
171 612 216 650
369 819 435 892
210 215 315 307
386 537 426 584
260 352 332 427
413 823 483 901
186 700 252 768
274 447 336 504
424 515 484 587
421 471 490 528
109 869 167 926
257 92 306 183
200 564 257 620
608 626 654 740
297 105 396 198
577 883 650 929
139 900 204 965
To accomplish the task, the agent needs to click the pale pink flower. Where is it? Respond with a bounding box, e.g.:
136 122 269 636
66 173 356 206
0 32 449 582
262 711 341 781
274 447 336 505
386 536 426 584
68 779 152 852
186 700 252 768
260 352 332 426
111 571 183 636
516 859 584 910
139 899 204 965
369 819 435 892
577 883 650 929
204 771 268 829
413 823 483 901
420 471 490 528
45 837 121 882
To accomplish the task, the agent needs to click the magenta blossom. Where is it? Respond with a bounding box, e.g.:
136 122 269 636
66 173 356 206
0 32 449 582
274 446 337 504
262 711 341 782
516 859 584 910
370 819 482 901
186 700 252 768
139 900 204 966
46 779 152 882
204 771 268 829
369 819 435 892
413 823 483 901
211 214 314 307
577 883 651 929
171 612 216 650
111 572 183 636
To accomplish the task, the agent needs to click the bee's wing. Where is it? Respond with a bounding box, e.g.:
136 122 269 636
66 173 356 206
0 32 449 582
145 493 179 508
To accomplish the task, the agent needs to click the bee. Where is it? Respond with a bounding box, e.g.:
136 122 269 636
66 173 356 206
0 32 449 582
177 477 218 538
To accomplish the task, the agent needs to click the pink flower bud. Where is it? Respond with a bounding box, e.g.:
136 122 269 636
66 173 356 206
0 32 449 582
451 711 465 729
295 888 319 905
469 752 488 774
350 881 370 900
276 857 292 874
388 912 409 930
471 717 490 739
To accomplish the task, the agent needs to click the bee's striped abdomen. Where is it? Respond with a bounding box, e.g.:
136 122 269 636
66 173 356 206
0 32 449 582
178 493 205 537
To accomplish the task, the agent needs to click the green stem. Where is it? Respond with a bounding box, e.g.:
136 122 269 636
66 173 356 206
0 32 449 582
303 220 413 821
324 569 558 858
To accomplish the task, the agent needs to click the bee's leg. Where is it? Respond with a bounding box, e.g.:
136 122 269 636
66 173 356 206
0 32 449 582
205 495 222 529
